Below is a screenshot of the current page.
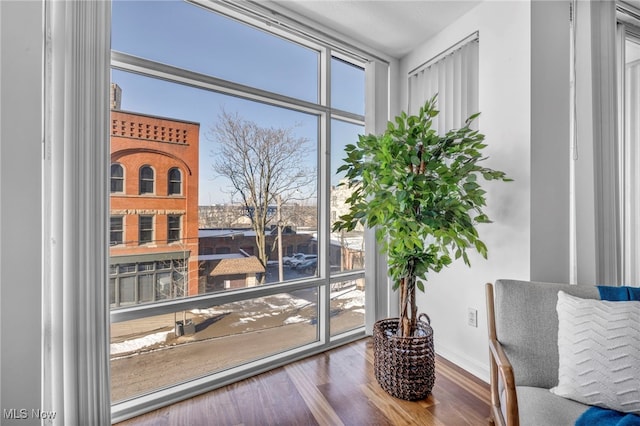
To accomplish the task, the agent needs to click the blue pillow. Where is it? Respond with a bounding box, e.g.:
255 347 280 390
597 286 640 301
576 406 640 426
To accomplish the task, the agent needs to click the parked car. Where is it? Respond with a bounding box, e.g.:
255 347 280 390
290 254 317 269
283 253 305 266
297 257 317 274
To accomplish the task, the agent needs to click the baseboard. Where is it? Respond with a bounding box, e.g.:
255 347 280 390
434 342 490 384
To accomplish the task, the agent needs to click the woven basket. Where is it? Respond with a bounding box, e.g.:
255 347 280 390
373 314 435 400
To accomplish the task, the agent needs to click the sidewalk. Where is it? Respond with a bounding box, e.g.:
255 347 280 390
109 290 318 355
111 312 190 342
109 287 365 402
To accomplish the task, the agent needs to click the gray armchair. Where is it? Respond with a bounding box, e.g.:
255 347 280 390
485 279 600 426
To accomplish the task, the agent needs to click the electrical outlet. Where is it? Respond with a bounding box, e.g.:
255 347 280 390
467 308 478 328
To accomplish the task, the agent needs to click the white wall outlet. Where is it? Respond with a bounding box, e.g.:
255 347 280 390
467 308 478 328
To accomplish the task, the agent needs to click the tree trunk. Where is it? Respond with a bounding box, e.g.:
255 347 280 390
399 265 419 337
252 215 268 284
399 277 411 337
409 277 417 334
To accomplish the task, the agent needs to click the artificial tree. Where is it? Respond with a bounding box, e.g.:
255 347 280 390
333 96 510 338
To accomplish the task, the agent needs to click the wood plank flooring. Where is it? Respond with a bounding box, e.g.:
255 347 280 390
116 338 491 426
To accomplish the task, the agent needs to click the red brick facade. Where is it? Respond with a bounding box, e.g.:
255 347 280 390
109 108 200 305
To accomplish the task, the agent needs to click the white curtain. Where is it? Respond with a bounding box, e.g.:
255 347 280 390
584 0 620 286
572 0 621 286
42 1 111 424
407 37 479 133
622 43 640 286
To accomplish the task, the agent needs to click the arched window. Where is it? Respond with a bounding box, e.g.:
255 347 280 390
111 163 124 193
168 168 182 195
139 165 154 194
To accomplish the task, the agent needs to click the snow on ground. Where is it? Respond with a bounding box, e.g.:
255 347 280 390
111 331 171 356
333 289 365 308
191 307 227 317
236 313 276 324
188 293 314 327
235 300 311 326
284 315 307 324
191 293 310 321
263 293 310 310
111 289 365 356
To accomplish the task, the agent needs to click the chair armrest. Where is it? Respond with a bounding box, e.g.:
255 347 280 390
486 282 519 426
488 338 518 426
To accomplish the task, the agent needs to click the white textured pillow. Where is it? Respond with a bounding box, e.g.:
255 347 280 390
550 291 640 414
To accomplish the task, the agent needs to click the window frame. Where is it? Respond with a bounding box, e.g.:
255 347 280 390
110 215 124 246
167 214 181 243
138 214 154 245
167 167 182 196
139 165 155 195
109 1 390 422
109 259 188 307
111 163 125 193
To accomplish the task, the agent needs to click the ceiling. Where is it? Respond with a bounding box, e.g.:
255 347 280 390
268 0 482 58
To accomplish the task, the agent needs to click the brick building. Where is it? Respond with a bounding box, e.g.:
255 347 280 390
197 228 315 292
198 228 318 258
109 84 200 307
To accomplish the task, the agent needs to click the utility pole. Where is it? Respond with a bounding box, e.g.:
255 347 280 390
277 194 284 282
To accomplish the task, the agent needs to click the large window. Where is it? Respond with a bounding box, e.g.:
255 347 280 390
110 259 187 307
111 0 318 102
331 57 365 115
110 0 378 420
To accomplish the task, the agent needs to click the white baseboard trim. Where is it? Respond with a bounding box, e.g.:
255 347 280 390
434 343 490 384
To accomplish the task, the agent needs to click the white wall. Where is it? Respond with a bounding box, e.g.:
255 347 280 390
0 1 43 424
398 1 531 381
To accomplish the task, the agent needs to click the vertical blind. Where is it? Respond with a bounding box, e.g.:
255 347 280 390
622 54 640 285
408 34 479 134
617 15 640 287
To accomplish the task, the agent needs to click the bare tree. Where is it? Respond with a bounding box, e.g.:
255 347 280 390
209 110 315 281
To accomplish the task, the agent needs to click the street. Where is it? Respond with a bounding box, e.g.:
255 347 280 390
110 280 365 403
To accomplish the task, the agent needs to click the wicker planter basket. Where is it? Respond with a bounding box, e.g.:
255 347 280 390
373 314 435 401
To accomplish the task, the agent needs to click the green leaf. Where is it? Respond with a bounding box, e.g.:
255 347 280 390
475 214 491 223
331 95 510 308
474 240 488 257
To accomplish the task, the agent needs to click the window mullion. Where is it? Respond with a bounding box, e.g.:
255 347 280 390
112 51 328 118
318 46 331 343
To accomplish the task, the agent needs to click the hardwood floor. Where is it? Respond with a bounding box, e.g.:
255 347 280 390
116 338 491 426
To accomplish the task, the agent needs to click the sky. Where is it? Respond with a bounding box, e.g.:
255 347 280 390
111 0 365 205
